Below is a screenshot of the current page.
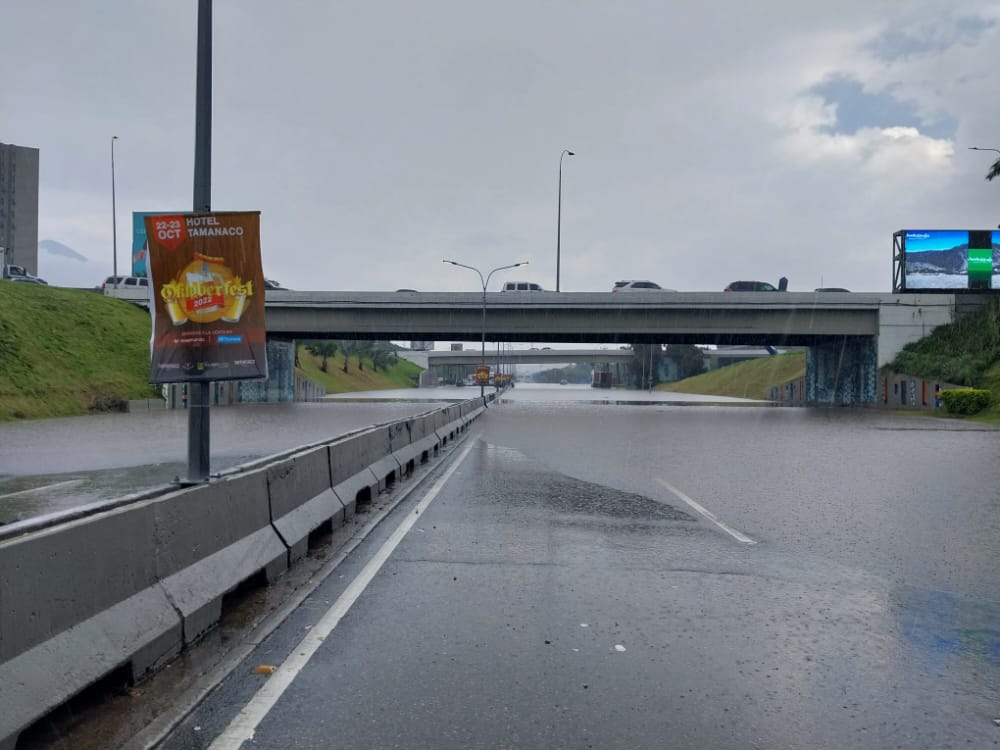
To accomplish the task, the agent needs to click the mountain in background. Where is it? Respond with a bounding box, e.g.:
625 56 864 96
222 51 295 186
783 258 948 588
36 239 105 287
39 239 90 261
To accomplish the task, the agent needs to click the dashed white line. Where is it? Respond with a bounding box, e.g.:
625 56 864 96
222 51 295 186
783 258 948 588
656 477 757 545
208 438 476 749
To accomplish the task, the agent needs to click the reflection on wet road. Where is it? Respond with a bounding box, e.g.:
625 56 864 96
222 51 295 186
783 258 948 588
0 400 450 524
5 383 1000 750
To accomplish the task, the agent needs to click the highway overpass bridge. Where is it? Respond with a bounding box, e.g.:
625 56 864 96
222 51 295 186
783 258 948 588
108 289 971 404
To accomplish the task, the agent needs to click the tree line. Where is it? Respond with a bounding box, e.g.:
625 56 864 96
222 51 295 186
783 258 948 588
298 340 399 374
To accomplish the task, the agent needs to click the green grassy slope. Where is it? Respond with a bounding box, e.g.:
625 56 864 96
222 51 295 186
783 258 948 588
658 351 807 400
296 346 423 392
0 282 160 420
0 283 424 422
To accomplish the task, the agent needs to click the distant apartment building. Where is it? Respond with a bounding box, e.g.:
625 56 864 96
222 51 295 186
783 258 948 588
0 142 40 275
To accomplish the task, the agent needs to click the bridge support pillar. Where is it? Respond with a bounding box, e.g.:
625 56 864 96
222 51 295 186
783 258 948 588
806 336 878 405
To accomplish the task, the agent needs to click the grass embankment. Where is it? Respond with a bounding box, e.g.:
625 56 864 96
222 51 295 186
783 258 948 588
658 351 806 400
0 283 424 422
886 296 1000 423
0 283 160 421
295 346 423 393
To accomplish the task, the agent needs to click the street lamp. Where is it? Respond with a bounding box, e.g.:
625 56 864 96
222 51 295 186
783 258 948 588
443 259 528 398
969 146 1000 184
556 149 575 292
111 136 119 288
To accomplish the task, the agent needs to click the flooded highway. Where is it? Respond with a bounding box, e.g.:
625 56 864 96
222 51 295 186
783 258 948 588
158 384 998 750
0 385 757 525
0 398 456 524
6 383 1000 749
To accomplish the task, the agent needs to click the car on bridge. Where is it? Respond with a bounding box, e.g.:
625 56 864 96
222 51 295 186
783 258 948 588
612 279 675 292
724 278 788 292
501 281 545 291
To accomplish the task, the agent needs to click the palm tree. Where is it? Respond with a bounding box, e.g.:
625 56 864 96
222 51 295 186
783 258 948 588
370 341 397 372
987 158 1000 182
305 341 338 373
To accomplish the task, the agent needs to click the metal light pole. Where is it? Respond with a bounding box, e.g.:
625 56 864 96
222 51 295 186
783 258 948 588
111 136 119 288
443 259 528 399
556 149 575 292
187 0 213 484
969 146 1000 182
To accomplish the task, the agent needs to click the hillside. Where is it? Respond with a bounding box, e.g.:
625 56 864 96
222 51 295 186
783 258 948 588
295 345 423 392
0 283 160 421
886 296 1000 421
0 283 423 422
658 351 806 400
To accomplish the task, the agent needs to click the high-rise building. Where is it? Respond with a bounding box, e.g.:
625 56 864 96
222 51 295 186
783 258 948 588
0 142 40 275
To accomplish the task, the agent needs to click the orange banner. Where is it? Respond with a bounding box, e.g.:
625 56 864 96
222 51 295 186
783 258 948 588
145 211 267 384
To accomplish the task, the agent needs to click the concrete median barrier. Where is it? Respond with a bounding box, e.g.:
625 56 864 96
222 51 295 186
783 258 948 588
267 445 346 564
154 469 288 646
0 396 490 749
0 502 180 749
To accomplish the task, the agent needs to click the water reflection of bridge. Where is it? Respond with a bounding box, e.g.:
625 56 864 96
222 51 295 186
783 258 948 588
397 346 790 367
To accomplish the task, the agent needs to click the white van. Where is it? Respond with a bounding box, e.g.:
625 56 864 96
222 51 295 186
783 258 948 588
500 281 545 292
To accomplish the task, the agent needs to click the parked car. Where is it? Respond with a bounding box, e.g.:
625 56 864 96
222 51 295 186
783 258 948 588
264 279 288 290
500 281 545 291
3 263 46 284
724 279 787 292
612 280 675 292
102 275 148 292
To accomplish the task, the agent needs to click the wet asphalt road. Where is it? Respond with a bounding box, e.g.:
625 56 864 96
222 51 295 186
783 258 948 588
7 386 1000 750
135 386 1000 750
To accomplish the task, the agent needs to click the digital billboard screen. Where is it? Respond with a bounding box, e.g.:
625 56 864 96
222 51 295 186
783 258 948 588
902 229 999 290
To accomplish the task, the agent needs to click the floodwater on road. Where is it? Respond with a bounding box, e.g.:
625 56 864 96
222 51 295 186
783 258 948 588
0 398 451 524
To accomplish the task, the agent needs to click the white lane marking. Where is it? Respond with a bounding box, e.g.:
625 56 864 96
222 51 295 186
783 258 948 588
656 478 757 545
0 479 84 500
208 439 477 749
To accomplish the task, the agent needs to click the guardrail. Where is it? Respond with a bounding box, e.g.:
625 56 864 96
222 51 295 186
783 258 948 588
0 395 491 750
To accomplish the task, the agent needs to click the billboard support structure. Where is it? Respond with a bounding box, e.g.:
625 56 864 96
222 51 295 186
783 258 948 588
892 231 905 293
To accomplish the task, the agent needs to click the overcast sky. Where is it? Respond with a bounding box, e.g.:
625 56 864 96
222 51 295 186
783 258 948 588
4 1 1000 292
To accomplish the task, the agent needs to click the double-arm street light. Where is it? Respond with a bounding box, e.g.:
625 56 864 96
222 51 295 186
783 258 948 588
443 259 528 398
556 149 575 292
111 135 119 289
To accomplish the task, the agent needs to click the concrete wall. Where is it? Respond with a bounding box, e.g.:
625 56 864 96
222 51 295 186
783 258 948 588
875 294 957 367
0 394 492 750
877 372 959 410
770 369 958 411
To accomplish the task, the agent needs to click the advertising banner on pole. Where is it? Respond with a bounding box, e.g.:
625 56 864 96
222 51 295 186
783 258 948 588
145 211 268 384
